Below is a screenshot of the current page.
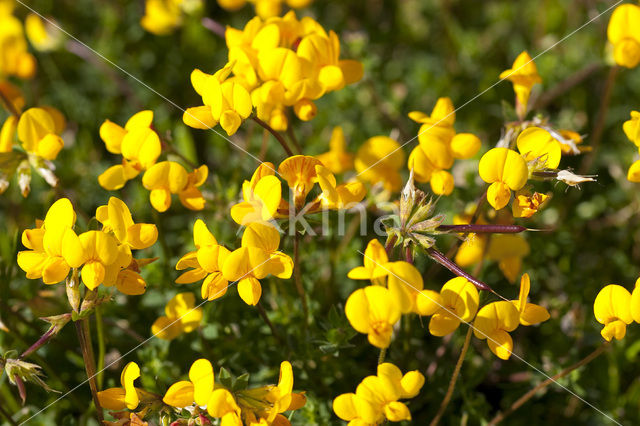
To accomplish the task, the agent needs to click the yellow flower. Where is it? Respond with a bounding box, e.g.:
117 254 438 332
97 362 143 411
98 110 161 190
355 136 405 191
176 219 231 300
76 230 122 290
25 13 63 51
316 126 354 174
230 165 282 225
474 301 521 360
385 261 424 314
142 161 193 212
478 147 528 210
315 164 366 210
345 285 401 348
17 107 65 160
623 111 640 146
516 126 562 170
96 197 158 251
278 155 322 208
347 239 389 285
631 279 640 325
499 51 541 114
333 363 424 425
222 222 292 305
593 284 633 342
511 273 550 326
608 4 640 68
179 164 209 211
487 234 530 283
426 277 479 337
184 65 253 136
0 9 36 79
207 389 242 424
17 198 84 284
151 292 203 340
163 358 214 407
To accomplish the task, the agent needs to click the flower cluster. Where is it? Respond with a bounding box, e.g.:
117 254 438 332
140 0 202 35
217 0 313 20
0 98 66 195
160 358 306 425
354 135 405 192
17 197 157 295
408 97 482 195
177 219 292 305
0 3 36 79
333 362 425 425
184 11 363 135
593 280 640 342
98 110 208 212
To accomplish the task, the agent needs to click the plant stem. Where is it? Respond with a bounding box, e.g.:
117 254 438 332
436 224 526 234
429 327 473 426
488 343 608 425
201 17 226 38
378 347 387 365
579 66 618 174
74 319 103 423
385 235 397 257
286 124 303 154
95 306 106 390
293 232 309 324
427 247 492 292
251 116 295 157
256 302 284 344
0 401 18 426
0 88 19 117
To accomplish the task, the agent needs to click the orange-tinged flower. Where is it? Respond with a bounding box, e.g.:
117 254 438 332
96 197 158 250
278 155 322 208
512 189 549 218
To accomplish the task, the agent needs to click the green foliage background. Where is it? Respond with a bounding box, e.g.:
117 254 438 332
2 0 640 424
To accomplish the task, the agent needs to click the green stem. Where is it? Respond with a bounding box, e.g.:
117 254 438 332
378 348 387 365
74 318 103 423
293 232 309 324
251 116 295 157
256 302 284 344
95 306 106 390
488 343 608 425
429 327 473 426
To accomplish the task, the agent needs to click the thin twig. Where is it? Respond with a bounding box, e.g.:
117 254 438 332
74 319 103 423
95 306 106 390
251 116 295 157
256 302 284 344
579 66 618 174
201 17 226 38
0 87 20 117
532 63 602 111
286 124 303 154
429 327 473 426
427 247 492 292
378 347 387 365
293 232 309 323
488 343 609 425
0 402 18 426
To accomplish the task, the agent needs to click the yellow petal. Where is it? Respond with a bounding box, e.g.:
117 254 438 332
163 381 194 407
593 284 632 325
516 127 561 169
124 110 153 131
120 361 141 410
183 106 218 129
99 120 126 154
97 388 127 411
17 107 55 152
237 276 262 305
98 164 135 190
487 329 514 360
478 147 528 190
189 359 214 406
450 133 481 159
333 393 358 421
